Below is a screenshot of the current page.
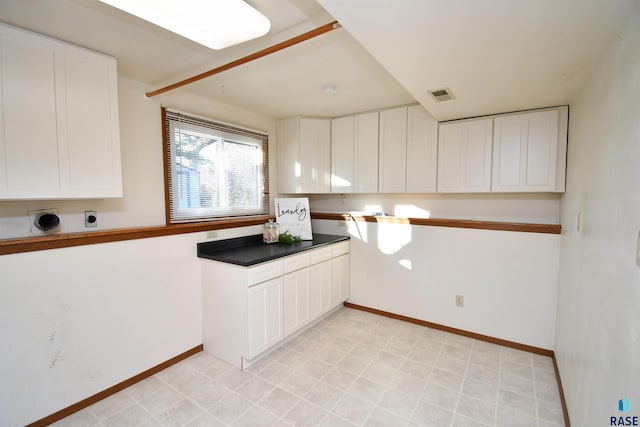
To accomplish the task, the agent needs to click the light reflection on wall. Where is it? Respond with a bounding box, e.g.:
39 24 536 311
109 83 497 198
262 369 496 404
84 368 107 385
377 219 411 255
394 204 430 218
398 259 412 270
347 217 368 243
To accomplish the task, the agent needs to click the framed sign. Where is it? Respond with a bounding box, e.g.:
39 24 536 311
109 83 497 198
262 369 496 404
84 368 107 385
274 197 312 240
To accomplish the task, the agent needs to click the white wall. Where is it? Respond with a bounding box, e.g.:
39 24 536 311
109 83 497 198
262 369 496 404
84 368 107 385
0 224 263 426
555 4 640 426
313 219 560 349
0 76 279 239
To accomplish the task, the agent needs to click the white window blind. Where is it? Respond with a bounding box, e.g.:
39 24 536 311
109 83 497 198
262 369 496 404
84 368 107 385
163 108 269 223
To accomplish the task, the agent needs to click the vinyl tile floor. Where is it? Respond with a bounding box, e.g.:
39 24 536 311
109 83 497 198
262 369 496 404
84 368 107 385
52 307 566 427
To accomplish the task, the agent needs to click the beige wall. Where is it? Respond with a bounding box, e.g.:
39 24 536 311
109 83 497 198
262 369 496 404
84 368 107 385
555 4 640 425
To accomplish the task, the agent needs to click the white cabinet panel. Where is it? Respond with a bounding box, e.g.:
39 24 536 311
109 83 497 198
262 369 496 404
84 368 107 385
354 112 379 193
247 259 283 286
283 252 310 274
331 254 350 308
299 118 331 193
0 23 122 199
378 107 408 193
277 117 300 193
310 259 332 318
331 115 354 193
277 117 330 194
247 277 283 359
492 108 566 192
309 246 332 264
283 268 310 337
437 118 493 192
64 49 121 193
0 32 59 192
406 106 438 193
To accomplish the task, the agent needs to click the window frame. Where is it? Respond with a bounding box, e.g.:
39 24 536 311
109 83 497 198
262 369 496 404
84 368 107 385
162 107 270 225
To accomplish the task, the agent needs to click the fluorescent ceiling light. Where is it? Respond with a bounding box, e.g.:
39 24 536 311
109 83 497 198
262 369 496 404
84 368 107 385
99 0 271 50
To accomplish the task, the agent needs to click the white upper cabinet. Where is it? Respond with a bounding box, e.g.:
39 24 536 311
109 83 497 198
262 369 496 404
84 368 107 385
437 118 493 192
406 106 438 193
277 117 330 194
0 23 122 200
299 118 331 193
378 107 408 192
277 117 300 193
492 107 568 192
331 115 354 193
353 111 379 193
331 111 379 193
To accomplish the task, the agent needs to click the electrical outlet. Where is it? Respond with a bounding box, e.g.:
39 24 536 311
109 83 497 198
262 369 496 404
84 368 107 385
455 294 464 307
636 230 640 267
85 211 97 228
576 210 582 233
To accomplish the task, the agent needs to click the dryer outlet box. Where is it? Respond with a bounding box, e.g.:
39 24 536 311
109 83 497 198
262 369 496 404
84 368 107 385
85 211 98 228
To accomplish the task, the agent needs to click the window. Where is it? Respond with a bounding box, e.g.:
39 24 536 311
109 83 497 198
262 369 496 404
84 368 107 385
162 108 269 223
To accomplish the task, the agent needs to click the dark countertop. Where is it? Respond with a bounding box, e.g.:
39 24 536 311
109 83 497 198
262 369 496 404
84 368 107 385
197 233 349 267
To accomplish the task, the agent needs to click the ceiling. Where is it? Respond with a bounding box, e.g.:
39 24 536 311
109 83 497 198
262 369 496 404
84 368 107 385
0 0 636 121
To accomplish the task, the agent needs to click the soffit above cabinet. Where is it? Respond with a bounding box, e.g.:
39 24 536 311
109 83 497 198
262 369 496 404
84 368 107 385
317 0 636 121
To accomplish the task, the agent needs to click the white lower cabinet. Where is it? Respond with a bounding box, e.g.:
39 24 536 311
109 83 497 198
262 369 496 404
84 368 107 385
247 278 283 359
202 240 350 369
332 253 350 307
283 268 310 337
310 260 332 319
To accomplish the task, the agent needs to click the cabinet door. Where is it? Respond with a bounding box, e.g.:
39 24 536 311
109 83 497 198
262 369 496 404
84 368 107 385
0 23 122 199
283 268 310 337
299 118 331 193
378 107 408 193
492 109 560 192
309 259 332 319
406 106 438 193
437 118 493 192
247 278 283 359
331 116 354 193
61 46 122 197
277 117 300 193
0 26 60 195
331 254 350 308
353 112 379 193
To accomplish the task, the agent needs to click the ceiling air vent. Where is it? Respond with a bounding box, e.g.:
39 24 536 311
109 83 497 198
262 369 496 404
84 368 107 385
427 87 455 102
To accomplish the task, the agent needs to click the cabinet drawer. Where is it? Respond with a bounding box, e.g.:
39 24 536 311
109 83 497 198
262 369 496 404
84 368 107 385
283 252 310 274
247 260 283 286
332 241 350 257
309 246 332 264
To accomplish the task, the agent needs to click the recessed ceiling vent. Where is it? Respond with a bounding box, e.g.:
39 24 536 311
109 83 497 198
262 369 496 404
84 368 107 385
427 87 455 102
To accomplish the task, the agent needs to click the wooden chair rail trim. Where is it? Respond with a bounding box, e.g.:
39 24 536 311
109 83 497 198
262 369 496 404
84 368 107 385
0 212 560 256
311 212 561 234
0 216 270 256
26 345 203 427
